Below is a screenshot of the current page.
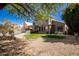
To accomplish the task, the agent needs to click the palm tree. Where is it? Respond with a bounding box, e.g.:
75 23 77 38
0 3 64 34
2 3 63 20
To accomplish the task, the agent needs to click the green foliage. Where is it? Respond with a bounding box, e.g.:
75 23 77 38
62 4 79 33
4 3 63 21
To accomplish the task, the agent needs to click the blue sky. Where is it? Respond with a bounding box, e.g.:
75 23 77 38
52 3 68 22
0 4 68 26
52 10 63 22
0 9 25 26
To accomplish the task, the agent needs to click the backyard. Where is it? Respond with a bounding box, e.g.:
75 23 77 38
0 3 79 56
0 33 79 56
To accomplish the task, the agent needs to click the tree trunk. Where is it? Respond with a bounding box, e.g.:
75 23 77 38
48 26 50 34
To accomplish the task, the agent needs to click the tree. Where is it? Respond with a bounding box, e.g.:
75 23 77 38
0 19 14 37
0 3 63 20
0 4 64 35
3 4 62 20
62 4 79 41
0 3 63 25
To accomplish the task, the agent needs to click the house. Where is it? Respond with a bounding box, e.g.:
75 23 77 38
33 18 66 34
22 21 33 32
33 19 49 33
50 19 65 34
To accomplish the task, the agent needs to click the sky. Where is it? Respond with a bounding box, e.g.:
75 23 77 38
0 9 33 26
0 4 68 26
0 9 24 26
52 3 68 23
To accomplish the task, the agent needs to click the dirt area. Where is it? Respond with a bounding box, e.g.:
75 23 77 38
26 41 79 56
0 35 79 56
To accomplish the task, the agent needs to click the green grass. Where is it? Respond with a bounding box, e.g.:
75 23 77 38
43 35 65 39
25 34 47 40
25 33 65 41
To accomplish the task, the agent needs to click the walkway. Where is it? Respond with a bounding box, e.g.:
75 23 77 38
14 33 25 39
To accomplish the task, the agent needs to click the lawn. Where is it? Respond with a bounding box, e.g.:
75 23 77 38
25 33 65 41
25 33 47 40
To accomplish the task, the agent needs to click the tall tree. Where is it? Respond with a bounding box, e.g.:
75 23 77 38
3 3 63 21
62 4 79 41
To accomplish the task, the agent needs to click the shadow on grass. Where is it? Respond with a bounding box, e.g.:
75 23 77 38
42 35 65 39
42 35 79 45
